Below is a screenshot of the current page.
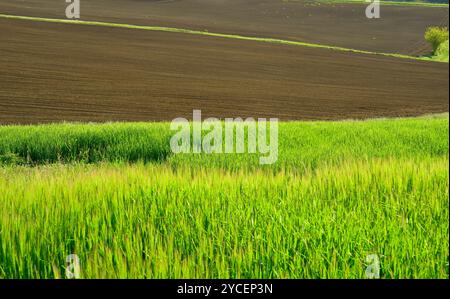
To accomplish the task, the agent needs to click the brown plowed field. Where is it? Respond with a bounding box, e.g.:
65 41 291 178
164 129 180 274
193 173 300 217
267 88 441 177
0 0 448 55
0 16 448 124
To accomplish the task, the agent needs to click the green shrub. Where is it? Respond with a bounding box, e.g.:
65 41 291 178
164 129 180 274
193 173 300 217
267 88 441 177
433 39 449 62
425 26 449 53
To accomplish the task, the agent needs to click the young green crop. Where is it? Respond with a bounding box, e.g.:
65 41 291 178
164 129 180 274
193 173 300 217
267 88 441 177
1 114 448 171
0 115 448 278
0 158 447 278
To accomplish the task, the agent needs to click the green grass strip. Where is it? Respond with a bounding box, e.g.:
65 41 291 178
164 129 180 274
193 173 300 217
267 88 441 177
1 114 448 170
0 13 446 63
316 0 449 7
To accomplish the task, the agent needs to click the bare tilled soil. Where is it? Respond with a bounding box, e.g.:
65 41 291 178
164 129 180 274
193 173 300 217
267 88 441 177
0 18 448 124
0 0 448 55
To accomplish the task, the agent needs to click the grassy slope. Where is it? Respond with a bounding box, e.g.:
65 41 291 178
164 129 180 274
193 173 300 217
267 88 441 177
0 115 448 278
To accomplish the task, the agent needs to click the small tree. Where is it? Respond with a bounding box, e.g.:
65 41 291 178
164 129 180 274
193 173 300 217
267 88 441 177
425 26 449 53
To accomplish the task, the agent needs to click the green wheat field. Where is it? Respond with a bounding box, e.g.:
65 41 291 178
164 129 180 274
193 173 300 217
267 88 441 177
0 114 448 278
